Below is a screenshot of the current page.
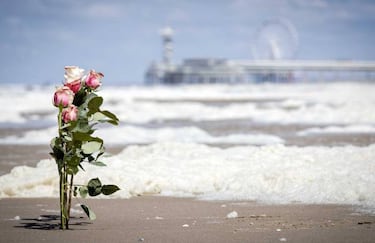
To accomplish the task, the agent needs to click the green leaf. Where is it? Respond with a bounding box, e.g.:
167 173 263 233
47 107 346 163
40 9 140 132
73 132 96 142
79 186 88 198
66 155 80 175
106 120 119 125
71 119 91 133
91 111 119 125
88 178 102 196
88 96 103 115
101 185 120 195
80 204 96 220
50 137 64 167
50 137 60 149
101 110 119 123
66 166 79 175
67 155 80 167
84 93 98 106
51 146 64 161
92 112 108 121
90 161 107 166
82 141 102 154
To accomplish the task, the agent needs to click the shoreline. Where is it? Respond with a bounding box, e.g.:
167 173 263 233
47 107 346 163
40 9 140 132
1 196 374 243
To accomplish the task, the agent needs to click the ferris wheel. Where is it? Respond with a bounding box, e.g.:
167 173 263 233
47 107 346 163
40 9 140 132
252 18 299 60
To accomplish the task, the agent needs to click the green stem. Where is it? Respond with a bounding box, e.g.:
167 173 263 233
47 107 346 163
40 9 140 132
67 174 74 220
57 106 69 230
59 170 65 229
64 167 68 229
58 106 63 137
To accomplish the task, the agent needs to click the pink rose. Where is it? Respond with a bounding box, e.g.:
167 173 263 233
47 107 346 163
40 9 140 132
85 70 104 89
62 105 78 123
64 66 84 93
65 79 81 93
53 86 74 107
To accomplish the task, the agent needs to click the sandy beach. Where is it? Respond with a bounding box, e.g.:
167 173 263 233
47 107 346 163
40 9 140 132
1 197 374 243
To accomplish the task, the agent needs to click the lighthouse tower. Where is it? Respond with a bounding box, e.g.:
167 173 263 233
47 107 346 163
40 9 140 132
160 26 173 65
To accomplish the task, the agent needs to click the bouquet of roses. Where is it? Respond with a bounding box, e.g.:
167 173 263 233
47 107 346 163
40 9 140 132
50 66 120 230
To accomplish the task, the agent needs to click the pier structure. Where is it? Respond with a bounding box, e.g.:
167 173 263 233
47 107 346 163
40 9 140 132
145 27 375 84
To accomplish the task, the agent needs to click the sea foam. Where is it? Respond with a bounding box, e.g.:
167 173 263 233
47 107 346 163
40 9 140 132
0 142 374 212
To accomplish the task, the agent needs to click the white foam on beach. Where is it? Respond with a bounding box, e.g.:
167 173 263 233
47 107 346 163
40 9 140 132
0 85 55 124
297 125 375 136
1 82 375 126
0 125 283 145
0 142 374 212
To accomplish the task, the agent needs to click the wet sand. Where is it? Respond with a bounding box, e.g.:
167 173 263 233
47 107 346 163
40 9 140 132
147 119 375 146
1 197 374 243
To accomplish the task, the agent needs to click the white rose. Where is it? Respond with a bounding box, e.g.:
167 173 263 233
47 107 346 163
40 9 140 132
64 66 85 83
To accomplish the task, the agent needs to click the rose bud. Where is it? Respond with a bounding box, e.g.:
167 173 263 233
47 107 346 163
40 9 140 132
53 86 74 107
85 70 104 89
64 66 84 93
62 105 78 123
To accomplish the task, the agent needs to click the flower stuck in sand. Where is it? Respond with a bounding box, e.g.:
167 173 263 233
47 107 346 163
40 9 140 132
51 66 120 230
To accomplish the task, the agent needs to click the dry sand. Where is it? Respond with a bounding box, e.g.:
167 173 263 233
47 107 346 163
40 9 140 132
0 197 374 243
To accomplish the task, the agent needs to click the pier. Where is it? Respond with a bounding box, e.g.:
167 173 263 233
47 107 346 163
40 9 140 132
145 26 375 84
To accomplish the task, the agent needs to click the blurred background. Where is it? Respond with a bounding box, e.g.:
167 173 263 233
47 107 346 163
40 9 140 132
0 0 374 85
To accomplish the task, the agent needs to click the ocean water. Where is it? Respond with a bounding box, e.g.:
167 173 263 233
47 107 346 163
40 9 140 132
0 82 374 212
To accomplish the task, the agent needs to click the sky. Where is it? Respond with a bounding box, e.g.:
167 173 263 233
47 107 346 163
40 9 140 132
0 0 374 85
